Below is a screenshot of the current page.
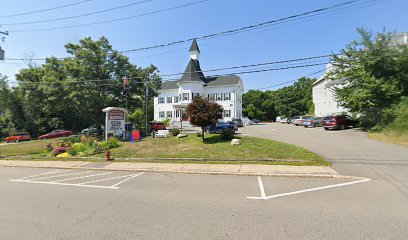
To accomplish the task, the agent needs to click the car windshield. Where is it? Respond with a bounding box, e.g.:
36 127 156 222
323 116 334 120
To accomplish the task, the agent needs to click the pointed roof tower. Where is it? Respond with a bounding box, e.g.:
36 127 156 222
189 38 200 53
179 58 206 83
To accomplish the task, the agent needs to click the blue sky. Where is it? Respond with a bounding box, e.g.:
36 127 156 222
0 0 406 90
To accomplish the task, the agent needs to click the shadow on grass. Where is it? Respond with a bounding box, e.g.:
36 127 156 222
203 134 241 144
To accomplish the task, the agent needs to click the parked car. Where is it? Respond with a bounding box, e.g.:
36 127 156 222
302 117 323 128
226 121 239 131
280 117 293 124
148 122 166 132
241 117 253 126
322 115 358 130
252 118 261 124
4 132 31 143
232 118 244 127
81 125 97 135
39 130 73 140
292 116 312 126
206 122 237 134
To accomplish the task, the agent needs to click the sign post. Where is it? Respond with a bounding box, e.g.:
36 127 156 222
102 107 128 141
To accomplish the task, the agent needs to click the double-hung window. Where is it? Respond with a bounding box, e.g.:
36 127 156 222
174 96 179 103
158 97 165 104
166 96 172 104
183 93 189 101
159 111 165 118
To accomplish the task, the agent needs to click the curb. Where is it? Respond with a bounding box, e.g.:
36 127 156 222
0 162 363 179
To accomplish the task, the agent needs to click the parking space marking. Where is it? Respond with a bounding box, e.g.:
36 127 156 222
28 171 92 181
247 177 370 200
10 170 145 190
18 169 69 180
51 171 115 183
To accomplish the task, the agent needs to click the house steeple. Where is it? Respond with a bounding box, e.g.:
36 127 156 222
189 39 200 61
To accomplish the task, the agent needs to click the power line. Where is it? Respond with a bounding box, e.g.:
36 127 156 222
12 62 329 89
10 0 209 33
0 0 93 19
1 0 153 26
6 55 332 85
4 0 380 62
119 0 366 53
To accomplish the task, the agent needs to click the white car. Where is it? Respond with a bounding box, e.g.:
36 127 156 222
241 117 253 126
280 118 288 124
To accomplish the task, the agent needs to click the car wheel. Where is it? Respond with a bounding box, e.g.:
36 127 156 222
5 140 9 143
340 125 345 130
15 140 19 143
304 126 307 128
314 123 318 127
324 128 329 131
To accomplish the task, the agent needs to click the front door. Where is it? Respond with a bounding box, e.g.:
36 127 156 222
181 109 188 121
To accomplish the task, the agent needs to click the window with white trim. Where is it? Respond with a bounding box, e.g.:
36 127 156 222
223 110 231 118
159 111 165 118
158 97 165 104
183 93 189 101
166 97 172 103
166 111 172 118
174 96 179 103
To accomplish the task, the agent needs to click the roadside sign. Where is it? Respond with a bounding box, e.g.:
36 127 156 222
102 107 128 141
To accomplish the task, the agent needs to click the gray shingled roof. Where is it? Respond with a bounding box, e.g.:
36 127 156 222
160 75 241 90
189 39 200 53
179 59 206 83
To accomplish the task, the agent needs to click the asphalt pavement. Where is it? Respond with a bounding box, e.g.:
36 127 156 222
1 167 406 240
1 123 407 239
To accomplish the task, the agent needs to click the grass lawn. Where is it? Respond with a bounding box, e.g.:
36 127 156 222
368 131 408 147
97 134 328 166
0 135 328 166
0 139 61 157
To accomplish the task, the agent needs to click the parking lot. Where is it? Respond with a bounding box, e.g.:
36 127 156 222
1 166 407 239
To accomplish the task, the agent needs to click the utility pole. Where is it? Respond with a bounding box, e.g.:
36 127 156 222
0 31 8 60
145 78 148 137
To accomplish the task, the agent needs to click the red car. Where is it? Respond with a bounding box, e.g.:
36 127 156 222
5 132 31 143
323 115 358 130
148 122 166 132
39 130 73 139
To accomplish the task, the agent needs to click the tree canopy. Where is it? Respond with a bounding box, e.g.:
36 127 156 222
242 77 316 121
0 37 161 138
328 28 408 129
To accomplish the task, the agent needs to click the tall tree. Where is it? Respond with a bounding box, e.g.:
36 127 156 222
328 28 408 128
13 37 161 134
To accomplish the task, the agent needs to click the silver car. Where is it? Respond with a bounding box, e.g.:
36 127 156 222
302 117 323 127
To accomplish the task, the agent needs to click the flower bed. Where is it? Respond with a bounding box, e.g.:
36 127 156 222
47 136 120 158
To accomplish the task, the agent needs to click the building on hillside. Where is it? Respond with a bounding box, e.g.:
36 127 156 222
312 63 349 117
154 39 244 123
312 32 408 117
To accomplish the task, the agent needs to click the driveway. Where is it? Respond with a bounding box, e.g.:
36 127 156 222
239 123 408 197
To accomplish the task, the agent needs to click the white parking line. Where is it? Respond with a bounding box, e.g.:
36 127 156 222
10 170 145 190
28 171 92 181
51 172 114 183
77 173 144 186
17 169 69 180
247 177 370 200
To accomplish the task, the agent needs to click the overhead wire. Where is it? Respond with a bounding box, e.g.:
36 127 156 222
0 0 93 19
0 0 153 26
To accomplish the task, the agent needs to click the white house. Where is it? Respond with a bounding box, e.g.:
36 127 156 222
154 39 244 122
312 63 349 117
312 33 408 117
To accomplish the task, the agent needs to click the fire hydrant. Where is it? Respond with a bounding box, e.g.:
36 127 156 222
105 150 111 161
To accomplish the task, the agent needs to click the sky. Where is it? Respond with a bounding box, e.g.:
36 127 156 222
0 0 407 91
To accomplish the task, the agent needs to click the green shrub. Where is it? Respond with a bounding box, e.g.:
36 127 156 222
221 128 235 140
106 137 120 149
163 118 171 128
385 98 408 135
171 128 180 136
67 148 78 156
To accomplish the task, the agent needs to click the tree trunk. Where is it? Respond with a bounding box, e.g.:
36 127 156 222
201 127 205 142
